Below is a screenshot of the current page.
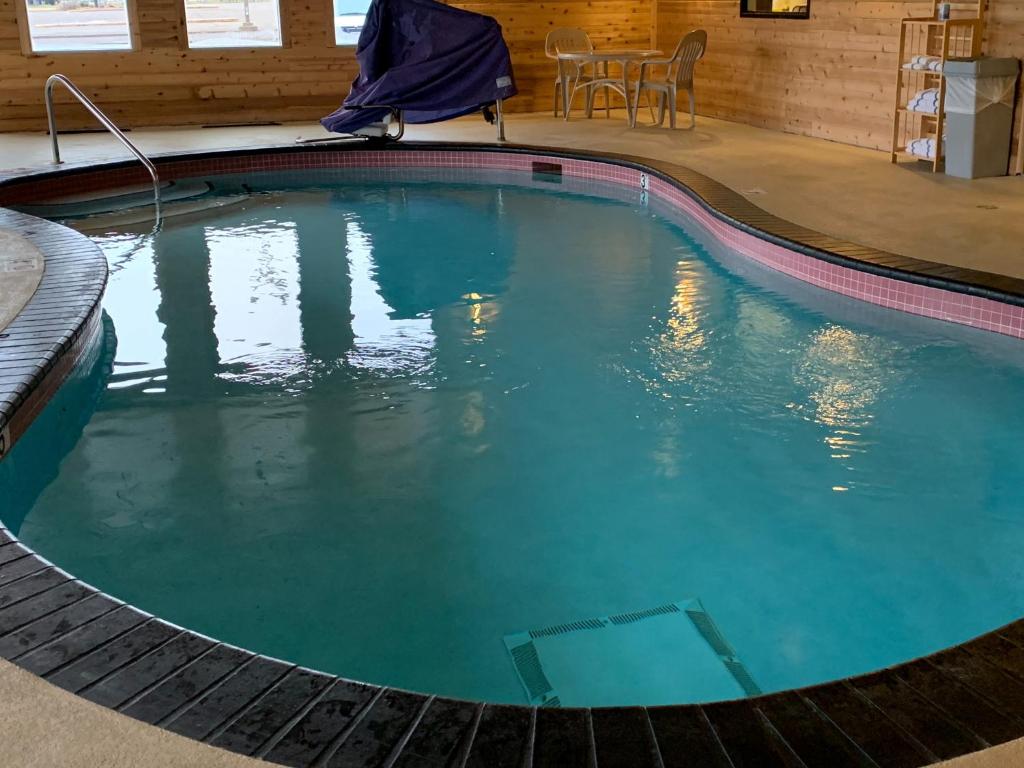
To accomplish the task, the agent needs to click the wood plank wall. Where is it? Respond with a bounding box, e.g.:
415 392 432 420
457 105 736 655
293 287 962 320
448 0 653 113
0 0 360 131
0 0 651 132
655 0 1024 166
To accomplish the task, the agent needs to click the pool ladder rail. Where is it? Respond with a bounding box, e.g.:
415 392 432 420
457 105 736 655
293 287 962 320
44 74 162 224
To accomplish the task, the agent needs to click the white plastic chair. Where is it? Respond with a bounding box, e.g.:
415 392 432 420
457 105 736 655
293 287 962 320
544 28 609 120
631 30 707 129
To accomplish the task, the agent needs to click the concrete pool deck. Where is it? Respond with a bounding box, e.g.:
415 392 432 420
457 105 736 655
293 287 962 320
0 110 1021 279
0 228 43 333
2 114 1024 768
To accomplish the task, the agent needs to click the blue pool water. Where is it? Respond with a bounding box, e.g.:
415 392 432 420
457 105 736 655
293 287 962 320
5 171 1024 706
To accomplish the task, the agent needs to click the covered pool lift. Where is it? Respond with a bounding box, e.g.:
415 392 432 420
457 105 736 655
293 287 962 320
318 0 517 142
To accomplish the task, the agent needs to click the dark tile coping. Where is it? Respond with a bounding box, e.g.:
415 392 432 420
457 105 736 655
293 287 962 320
0 206 107 451
2 142 1024 768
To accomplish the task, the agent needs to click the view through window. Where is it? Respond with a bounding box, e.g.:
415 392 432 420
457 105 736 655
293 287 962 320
22 0 133 52
184 0 282 48
334 0 369 45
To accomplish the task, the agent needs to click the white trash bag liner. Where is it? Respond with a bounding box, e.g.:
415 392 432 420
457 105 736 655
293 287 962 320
945 75 1017 114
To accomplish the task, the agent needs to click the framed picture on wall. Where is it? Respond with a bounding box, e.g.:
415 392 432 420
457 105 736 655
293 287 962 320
740 0 810 18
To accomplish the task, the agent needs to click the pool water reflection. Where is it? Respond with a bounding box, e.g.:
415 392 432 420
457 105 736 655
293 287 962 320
5 175 1024 706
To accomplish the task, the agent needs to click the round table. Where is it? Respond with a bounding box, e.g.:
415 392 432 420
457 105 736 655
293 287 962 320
556 49 663 124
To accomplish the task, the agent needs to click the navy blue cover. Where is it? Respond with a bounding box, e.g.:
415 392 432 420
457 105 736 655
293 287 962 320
321 0 517 134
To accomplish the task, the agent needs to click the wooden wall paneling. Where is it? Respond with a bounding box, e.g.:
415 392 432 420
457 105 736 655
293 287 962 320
0 0 654 131
449 0 654 111
657 0 1024 168
8 0 32 54
2 0 1017 166
0 0 362 131
652 0 660 50
984 0 1024 172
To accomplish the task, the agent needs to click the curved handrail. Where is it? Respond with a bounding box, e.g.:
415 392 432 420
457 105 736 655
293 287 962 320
44 74 161 221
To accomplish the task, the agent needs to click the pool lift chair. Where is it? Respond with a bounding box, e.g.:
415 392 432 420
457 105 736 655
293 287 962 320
311 0 517 146
544 27 612 121
631 29 707 129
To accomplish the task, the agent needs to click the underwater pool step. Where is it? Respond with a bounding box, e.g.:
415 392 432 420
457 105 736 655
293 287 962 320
70 194 250 233
505 599 759 707
15 180 215 220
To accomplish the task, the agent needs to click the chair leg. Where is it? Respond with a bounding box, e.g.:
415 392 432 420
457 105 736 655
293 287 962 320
657 93 666 126
554 81 560 118
565 70 581 121
629 81 640 128
688 87 696 129
598 62 606 118
646 91 656 125
669 86 677 129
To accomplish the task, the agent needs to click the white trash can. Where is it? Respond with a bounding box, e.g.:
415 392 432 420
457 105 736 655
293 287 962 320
943 58 1020 179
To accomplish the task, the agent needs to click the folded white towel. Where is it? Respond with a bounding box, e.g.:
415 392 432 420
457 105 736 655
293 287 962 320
904 55 943 72
907 137 938 159
907 88 941 114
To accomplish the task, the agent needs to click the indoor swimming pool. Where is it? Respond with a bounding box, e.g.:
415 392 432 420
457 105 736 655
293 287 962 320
4 168 1024 708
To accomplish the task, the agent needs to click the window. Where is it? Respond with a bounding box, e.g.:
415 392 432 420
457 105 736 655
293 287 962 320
334 0 370 46
184 0 282 48
740 0 810 18
21 0 134 53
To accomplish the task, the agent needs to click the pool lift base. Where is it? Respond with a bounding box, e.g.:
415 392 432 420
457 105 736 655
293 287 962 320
297 99 508 145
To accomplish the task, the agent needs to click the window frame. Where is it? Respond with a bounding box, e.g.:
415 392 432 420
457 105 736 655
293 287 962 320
180 0 288 51
16 0 141 56
331 0 369 48
739 0 811 19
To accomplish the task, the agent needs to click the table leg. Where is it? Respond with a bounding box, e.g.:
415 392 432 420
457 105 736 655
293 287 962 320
630 66 642 128
561 71 571 118
603 61 611 119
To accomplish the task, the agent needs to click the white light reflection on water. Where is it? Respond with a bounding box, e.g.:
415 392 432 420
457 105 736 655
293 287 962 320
345 219 436 374
209 219 304 381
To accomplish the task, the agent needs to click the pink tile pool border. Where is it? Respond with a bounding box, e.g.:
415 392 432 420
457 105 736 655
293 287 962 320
3 147 1021 339
645 177 1024 339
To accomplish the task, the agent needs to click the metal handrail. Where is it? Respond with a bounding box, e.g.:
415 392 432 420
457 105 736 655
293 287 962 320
495 98 507 142
44 74 161 220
